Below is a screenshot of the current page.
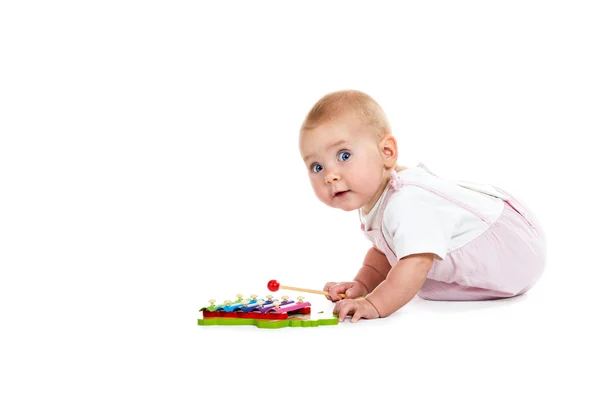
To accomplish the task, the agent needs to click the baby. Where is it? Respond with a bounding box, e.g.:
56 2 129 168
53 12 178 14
298 90 546 322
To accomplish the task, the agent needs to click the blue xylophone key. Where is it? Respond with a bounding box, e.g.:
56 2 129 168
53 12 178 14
240 302 261 312
222 297 261 312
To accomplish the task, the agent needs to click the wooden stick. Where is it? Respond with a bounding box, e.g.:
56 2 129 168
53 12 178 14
279 285 346 298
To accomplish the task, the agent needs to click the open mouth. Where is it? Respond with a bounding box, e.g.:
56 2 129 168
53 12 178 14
334 190 350 198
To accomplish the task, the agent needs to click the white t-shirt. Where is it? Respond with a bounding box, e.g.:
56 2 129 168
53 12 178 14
359 164 506 261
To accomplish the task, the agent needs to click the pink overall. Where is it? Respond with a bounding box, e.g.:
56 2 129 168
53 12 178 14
361 170 546 300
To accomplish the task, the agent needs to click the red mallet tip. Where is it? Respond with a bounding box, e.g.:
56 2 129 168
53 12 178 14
267 280 280 292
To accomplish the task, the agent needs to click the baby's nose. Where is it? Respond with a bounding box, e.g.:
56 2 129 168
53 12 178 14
325 171 341 183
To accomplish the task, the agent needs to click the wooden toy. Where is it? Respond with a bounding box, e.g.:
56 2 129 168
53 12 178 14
267 279 346 298
198 294 338 329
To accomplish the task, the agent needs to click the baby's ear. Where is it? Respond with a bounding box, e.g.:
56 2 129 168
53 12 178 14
380 135 398 168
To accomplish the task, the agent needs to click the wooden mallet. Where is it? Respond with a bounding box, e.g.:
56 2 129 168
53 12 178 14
267 279 346 299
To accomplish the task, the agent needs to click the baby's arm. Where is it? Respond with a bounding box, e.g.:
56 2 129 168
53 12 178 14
354 246 392 293
365 253 434 317
325 246 391 300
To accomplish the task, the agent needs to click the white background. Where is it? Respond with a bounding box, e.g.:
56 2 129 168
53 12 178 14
1 1 599 399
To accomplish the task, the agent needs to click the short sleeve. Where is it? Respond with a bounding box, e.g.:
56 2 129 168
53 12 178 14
382 188 456 261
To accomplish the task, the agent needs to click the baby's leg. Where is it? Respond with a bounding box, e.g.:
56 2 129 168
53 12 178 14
418 279 519 301
422 192 546 301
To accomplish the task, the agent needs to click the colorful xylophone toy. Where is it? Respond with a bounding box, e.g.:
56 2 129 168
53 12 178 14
198 293 338 329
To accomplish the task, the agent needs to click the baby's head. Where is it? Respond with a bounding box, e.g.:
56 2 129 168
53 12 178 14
299 90 398 213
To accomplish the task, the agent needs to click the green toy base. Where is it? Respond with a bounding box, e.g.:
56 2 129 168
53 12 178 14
197 313 338 329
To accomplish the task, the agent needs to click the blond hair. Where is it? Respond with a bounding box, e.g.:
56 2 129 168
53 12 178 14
300 90 391 138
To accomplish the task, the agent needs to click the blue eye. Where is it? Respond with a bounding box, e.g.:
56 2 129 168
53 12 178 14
338 151 351 162
311 164 323 173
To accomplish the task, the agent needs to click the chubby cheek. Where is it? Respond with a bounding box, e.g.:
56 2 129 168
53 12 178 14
347 163 380 193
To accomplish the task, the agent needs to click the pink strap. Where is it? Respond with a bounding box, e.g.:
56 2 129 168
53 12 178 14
387 169 493 225
360 169 496 260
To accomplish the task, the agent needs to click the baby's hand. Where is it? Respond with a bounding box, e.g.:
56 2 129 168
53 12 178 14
334 298 379 323
323 281 368 302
